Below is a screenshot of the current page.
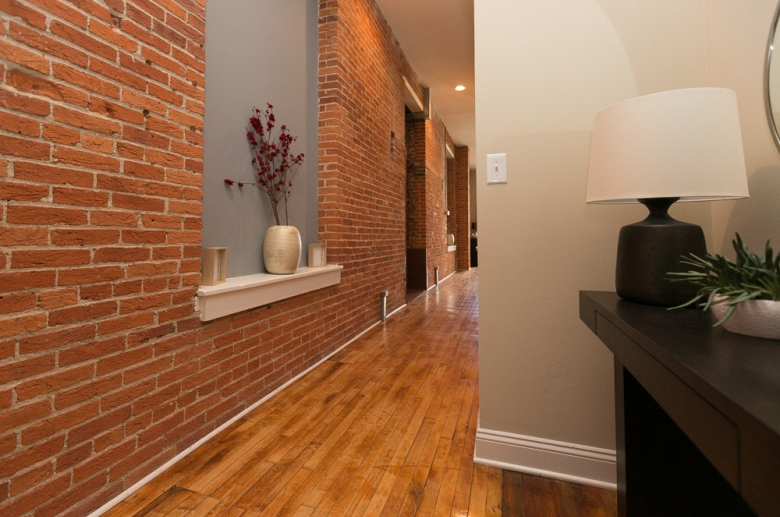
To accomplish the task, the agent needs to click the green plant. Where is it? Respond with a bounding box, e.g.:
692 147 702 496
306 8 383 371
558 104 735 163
669 234 780 325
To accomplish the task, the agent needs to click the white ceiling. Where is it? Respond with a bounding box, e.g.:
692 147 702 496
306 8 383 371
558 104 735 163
374 0 476 170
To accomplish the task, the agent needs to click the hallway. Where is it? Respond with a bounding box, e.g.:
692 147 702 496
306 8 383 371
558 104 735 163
103 270 616 516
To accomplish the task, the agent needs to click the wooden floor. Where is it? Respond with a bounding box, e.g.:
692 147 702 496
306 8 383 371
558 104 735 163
105 270 616 517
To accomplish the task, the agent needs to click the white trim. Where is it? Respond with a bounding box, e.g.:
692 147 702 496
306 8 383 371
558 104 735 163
447 245 457 252
88 304 406 517
196 265 343 321
474 427 617 490
403 77 424 113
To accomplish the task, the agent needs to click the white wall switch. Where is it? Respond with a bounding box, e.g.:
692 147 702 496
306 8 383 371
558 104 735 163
487 153 507 184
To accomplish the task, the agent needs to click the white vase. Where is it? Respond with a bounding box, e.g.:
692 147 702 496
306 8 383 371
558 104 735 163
263 225 301 275
710 299 780 340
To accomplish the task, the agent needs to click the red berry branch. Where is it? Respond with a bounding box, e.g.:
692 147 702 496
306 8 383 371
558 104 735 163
225 104 305 226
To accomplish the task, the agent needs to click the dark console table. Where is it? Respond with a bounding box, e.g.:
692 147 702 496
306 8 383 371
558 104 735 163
580 291 780 517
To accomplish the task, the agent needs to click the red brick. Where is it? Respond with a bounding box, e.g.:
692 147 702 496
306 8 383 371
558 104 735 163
20 400 99 446
19 324 95 355
148 83 183 107
124 160 165 181
122 229 167 244
25 0 87 28
9 22 89 69
78 283 112 301
97 173 145 195
53 147 120 172
90 56 147 90
42 123 81 145
114 279 143 297
0 89 50 116
167 230 200 244
37 288 79 310
127 322 175 347
58 266 126 286
53 104 121 135
118 51 168 83
96 346 153 376
10 463 53 497
97 312 155 336
52 63 120 99
67 405 132 446
83 133 115 153
0 399 51 434
0 312 48 339
100 378 155 412
72 440 135 483
51 229 120 246
59 335 125 367
0 270 56 292
119 293 171 314
123 356 172 385
50 19 117 61
117 140 146 158
6 205 86 226
56 442 92 472
48 300 117 327
90 209 140 227
146 148 184 168
90 19 138 53
0 291 37 315
0 0 47 29
15 364 93 402
55 373 121 409
168 200 202 215
113 193 166 212
0 133 50 159
14 161 94 187
141 214 181 229
0 38 49 73
0 110 40 137
0 226 48 246
94 247 150 263
90 97 145 125
108 437 164 482
146 116 183 138
12 248 91 268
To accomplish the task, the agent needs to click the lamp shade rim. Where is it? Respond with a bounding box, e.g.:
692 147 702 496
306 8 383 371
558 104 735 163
586 88 748 204
586 194 749 204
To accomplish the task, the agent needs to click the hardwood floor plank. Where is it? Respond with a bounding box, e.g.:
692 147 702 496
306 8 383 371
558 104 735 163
106 271 616 517
486 467 504 517
467 464 489 517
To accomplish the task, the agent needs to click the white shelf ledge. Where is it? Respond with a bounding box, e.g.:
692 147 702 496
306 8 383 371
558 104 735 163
197 265 343 321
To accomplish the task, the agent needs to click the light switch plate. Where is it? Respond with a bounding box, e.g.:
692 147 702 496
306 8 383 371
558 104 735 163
487 153 507 184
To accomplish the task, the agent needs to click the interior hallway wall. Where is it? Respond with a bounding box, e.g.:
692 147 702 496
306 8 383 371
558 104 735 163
474 0 710 487
705 0 780 253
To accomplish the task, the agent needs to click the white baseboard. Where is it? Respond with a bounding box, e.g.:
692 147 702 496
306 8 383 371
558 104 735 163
474 427 617 490
88 305 407 517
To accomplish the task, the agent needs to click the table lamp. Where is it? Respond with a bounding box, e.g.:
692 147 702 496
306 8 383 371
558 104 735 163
586 88 749 306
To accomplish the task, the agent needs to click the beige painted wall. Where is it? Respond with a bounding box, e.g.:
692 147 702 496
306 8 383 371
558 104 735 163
475 0 710 452
705 0 780 253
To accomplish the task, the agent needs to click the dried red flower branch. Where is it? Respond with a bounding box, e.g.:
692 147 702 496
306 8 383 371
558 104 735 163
224 104 305 226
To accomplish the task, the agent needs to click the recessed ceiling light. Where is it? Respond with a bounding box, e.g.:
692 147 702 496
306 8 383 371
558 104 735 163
455 85 466 91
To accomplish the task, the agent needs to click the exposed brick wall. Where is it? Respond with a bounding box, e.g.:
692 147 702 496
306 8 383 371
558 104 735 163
454 145 470 270
424 110 454 285
404 111 455 287
405 118 425 249
0 0 418 514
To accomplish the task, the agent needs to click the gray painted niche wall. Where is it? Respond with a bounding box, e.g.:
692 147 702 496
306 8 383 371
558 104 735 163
203 0 319 277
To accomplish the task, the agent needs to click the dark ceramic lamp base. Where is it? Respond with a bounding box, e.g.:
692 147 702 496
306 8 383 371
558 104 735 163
616 197 706 307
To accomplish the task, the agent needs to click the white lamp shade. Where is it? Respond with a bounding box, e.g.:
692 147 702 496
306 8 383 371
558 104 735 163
586 88 749 204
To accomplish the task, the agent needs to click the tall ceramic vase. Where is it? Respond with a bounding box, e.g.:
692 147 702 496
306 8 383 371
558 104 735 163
263 225 301 274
